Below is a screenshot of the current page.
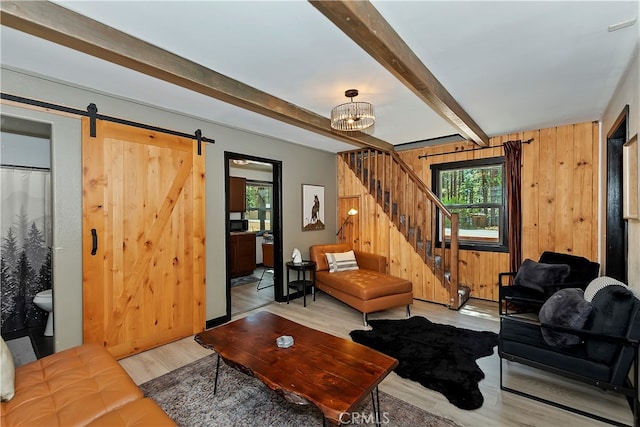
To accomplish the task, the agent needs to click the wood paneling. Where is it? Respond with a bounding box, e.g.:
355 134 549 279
338 121 599 303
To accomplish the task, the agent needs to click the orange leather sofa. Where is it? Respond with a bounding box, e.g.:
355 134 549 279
309 243 413 325
0 343 174 426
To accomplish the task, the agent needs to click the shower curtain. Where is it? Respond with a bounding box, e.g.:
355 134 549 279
1 166 52 333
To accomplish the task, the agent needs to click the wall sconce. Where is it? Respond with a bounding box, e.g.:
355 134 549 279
336 208 358 238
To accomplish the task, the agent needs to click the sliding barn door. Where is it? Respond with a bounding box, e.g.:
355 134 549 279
82 118 205 359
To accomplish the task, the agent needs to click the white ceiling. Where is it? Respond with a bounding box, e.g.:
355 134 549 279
1 1 638 153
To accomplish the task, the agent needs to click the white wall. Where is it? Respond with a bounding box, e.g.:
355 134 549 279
0 132 50 168
602 42 640 291
1 67 338 351
229 164 272 182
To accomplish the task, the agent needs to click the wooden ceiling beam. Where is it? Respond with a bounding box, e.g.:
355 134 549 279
0 1 394 152
310 0 490 147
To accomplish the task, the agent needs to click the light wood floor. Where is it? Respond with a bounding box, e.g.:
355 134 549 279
119 294 632 426
230 266 275 316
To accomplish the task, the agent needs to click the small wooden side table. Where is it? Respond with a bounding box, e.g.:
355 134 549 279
286 261 316 307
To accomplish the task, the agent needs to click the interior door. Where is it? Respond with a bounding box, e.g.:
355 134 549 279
338 196 360 248
605 106 629 283
82 118 205 359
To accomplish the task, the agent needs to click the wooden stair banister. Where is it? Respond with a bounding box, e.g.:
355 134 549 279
389 151 461 308
340 149 467 310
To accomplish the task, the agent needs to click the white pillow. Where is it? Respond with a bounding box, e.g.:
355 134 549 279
326 250 359 273
0 337 15 401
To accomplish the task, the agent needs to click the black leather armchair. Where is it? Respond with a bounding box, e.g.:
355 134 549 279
499 282 640 426
499 251 600 315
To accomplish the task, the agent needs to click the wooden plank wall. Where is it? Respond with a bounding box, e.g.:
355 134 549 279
337 121 599 304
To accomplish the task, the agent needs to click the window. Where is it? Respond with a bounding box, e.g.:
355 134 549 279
432 157 507 252
245 180 272 233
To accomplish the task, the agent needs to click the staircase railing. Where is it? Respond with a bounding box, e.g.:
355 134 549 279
340 148 464 309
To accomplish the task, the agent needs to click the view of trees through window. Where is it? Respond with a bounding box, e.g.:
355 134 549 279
438 162 504 245
245 181 272 233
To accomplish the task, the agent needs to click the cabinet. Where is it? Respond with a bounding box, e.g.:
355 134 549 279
230 232 256 278
262 243 274 267
229 176 246 212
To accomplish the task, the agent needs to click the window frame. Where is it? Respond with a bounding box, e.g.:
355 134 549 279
244 179 272 235
431 156 508 253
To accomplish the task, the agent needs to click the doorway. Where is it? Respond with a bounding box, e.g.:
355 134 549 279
225 152 283 317
606 105 629 283
0 116 53 358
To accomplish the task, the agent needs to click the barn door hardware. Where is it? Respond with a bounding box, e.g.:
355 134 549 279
418 138 533 159
1 93 216 146
87 103 98 137
195 129 202 155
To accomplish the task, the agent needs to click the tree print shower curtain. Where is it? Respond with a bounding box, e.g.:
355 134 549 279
1 167 52 334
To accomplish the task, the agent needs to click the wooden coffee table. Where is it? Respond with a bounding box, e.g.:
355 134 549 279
195 311 398 425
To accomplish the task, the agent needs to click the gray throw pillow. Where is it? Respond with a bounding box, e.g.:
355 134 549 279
539 288 592 348
513 259 571 293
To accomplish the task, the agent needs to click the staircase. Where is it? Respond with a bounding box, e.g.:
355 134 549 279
340 148 470 310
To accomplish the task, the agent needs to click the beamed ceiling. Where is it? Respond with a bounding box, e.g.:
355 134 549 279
1 1 638 153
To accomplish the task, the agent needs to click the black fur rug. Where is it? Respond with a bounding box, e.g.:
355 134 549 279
350 316 498 410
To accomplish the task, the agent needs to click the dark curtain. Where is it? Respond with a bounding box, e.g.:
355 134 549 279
503 141 522 273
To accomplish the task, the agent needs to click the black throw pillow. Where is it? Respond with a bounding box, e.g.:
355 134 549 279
513 259 570 293
538 288 592 347
585 285 637 364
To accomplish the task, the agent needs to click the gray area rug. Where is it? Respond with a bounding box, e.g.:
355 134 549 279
5 336 37 367
230 275 260 287
140 353 461 427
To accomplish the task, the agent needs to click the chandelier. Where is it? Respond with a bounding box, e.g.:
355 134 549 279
330 89 375 132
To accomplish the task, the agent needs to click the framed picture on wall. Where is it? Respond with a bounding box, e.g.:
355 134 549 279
623 134 638 219
302 184 325 231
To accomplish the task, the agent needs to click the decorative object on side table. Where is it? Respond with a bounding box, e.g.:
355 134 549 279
291 248 302 264
286 260 316 307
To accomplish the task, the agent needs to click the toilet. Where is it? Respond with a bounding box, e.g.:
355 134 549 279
33 289 53 336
